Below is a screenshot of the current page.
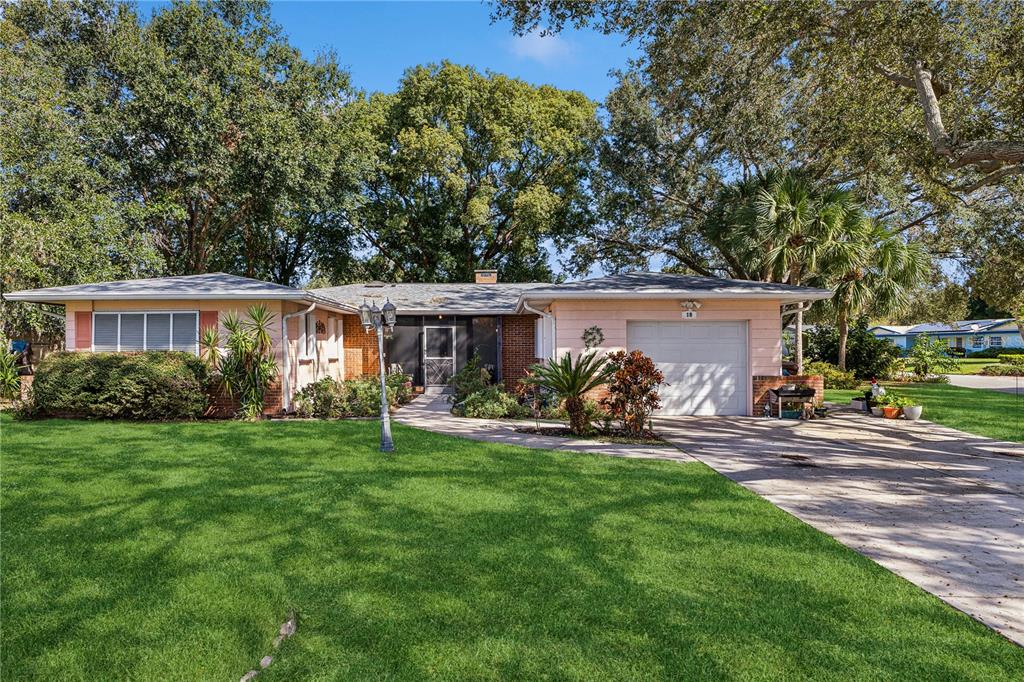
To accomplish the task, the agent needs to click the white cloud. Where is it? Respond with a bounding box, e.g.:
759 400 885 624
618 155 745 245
509 30 572 65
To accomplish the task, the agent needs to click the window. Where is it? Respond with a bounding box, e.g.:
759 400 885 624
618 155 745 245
305 313 317 357
92 312 198 353
990 335 1003 348
972 336 985 348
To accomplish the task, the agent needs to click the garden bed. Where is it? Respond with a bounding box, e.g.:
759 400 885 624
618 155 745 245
513 425 668 445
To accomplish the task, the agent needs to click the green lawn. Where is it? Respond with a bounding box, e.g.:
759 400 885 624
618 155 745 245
2 415 1022 680
946 357 1000 375
825 383 1024 442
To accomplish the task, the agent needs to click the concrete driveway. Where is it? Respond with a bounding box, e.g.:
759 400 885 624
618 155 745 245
655 411 1024 646
947 373 1024 394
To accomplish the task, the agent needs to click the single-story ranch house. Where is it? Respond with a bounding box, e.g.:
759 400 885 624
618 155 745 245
5 271 831 416
869 319 1024 355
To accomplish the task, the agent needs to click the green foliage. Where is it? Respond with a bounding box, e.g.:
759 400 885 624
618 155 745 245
338 61 600 283
600 350 664 436
879 393 915 409
968 347 1024 359
998 355 1024 367
292 375 408 419
21 351 208 420
212 305 279 419
542 398 610 431
0 347 21 400
805 321 901 380
803 361 858 390
448 354 492 404
529 351 614 435
906 336 959 380
495 1 1024 292
457 386 529 420
980 364 1024 377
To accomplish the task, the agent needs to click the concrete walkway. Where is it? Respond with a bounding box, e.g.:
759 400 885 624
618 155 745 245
397 394 1024 646
946 373 1024 395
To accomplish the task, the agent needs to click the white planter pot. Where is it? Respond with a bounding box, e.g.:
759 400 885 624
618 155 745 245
870 407 884 417
903 405 923 421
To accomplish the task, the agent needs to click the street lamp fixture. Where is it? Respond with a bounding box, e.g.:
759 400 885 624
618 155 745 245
359 298 397 452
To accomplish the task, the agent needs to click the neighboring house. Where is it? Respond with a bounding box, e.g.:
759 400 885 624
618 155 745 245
5 271 831 416
869 320 1024 354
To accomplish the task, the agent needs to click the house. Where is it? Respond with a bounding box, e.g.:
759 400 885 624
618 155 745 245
869 320 1024 355
4 271 831 416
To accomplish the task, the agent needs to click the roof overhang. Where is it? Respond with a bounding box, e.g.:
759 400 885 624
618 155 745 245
2 290 359 314
515 288 833 312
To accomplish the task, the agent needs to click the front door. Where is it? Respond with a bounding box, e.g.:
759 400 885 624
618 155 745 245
423 326 456 386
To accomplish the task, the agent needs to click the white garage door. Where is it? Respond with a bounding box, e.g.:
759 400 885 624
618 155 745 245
626 321 748 416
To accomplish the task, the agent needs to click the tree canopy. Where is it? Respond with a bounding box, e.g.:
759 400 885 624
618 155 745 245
331 62 599 284
495 0 1023 312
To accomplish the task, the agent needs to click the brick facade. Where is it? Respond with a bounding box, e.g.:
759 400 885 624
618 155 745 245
752 374 824 417
205 378 283 418
342 315 379 380
501 314 539 390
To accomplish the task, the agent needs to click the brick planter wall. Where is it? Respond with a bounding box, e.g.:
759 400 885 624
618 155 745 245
752 375 824 417
206 379 283 418
501 314 539 390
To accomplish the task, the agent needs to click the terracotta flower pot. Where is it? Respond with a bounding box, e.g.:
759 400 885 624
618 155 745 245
882 406 902 419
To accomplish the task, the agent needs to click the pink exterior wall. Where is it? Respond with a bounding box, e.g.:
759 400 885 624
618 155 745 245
550 298 785 416
281 302 349 402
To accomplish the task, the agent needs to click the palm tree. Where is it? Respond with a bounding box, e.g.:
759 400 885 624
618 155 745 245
820 217 929 369
530 351 615 435
753 172 858 374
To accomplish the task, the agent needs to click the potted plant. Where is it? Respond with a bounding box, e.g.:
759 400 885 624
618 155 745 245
902 399 923 421
879 393 912 419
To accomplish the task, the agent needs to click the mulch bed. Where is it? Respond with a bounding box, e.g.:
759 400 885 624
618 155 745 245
513 425 668 446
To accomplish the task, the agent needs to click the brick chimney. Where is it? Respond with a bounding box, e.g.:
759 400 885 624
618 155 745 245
474 269 498 284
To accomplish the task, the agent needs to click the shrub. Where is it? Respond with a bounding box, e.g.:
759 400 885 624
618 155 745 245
292 374 408 418
804 319 900 379
980 364 1024 376
967 347 1024 358
803 361 858 389
998 354 1024 367
906 335 958 380
448 354 491 404
600 350 665 436
23 351 208 420
457 386 529 419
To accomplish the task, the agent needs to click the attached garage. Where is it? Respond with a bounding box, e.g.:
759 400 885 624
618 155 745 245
627 320 748 416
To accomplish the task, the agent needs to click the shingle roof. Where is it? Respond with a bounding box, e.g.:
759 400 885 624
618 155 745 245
905 319 1015 334
519 272 832 305
311 282 549 314
3 273 353 310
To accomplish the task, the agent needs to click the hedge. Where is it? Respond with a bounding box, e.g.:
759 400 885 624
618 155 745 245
23 352 209 420
968 347 1024 359
998 354 1024 367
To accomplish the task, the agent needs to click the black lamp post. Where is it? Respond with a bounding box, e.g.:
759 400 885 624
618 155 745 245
359 298 397 452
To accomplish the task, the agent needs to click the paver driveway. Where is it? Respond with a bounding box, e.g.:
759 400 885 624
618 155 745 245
655 411 1024 646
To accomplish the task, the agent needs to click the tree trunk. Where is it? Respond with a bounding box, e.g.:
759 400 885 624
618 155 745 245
795 307 804 375
565 396 587 436
837 307 849 371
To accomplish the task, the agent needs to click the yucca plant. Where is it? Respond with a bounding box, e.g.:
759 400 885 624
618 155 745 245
0 348 20 401
217 305 279 419
529 351 614 435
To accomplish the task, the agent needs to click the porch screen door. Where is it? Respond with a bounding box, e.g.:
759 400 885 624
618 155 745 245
424 326 456 385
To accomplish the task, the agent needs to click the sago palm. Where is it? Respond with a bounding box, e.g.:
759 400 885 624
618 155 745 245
530 351 615 435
